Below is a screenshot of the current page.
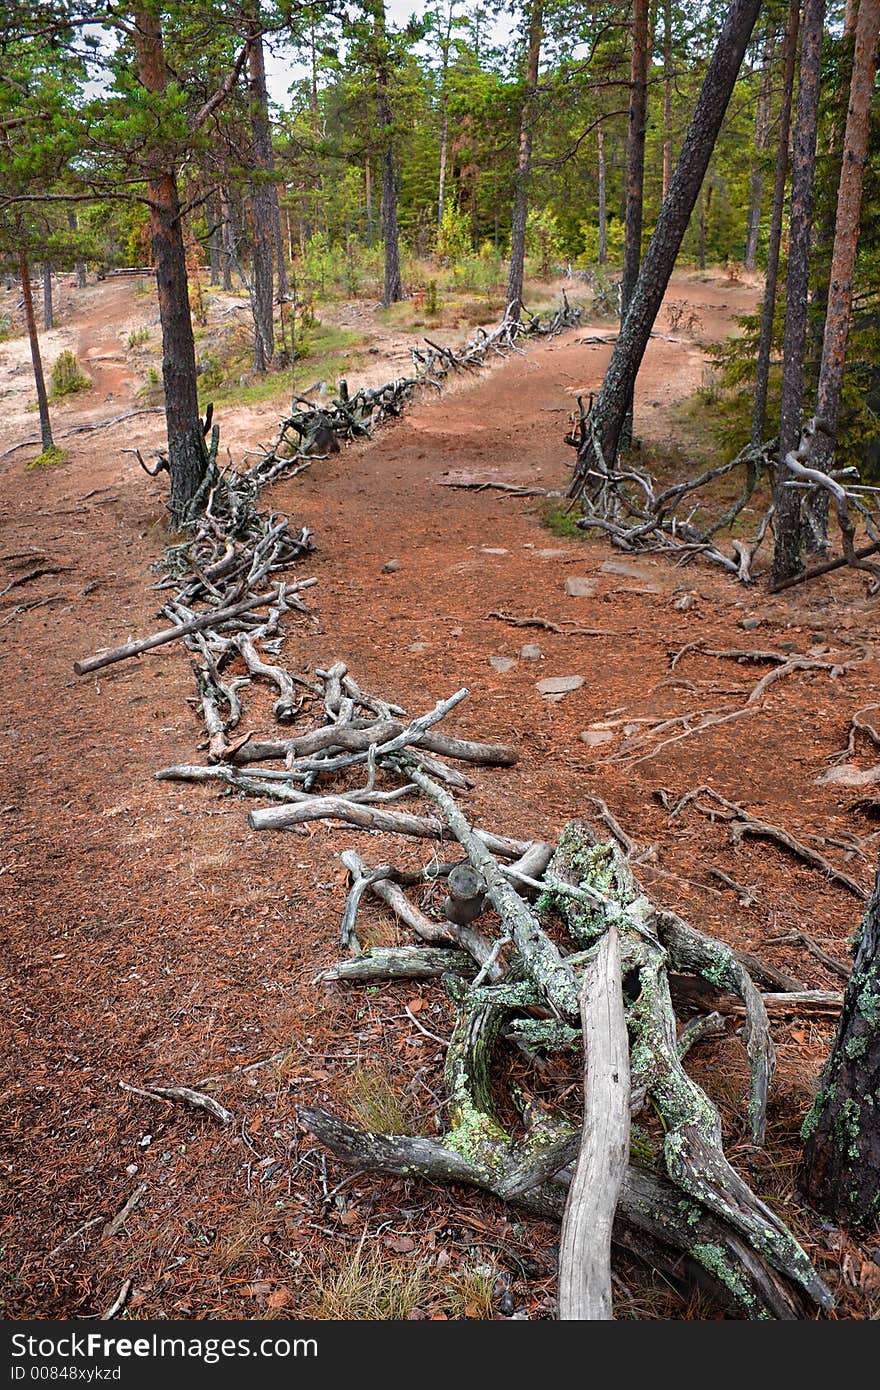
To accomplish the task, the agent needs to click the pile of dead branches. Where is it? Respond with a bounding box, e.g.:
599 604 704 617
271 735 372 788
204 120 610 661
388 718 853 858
564 406 880 590
156 658 838 1318
565 397 777 580
246 295 584 488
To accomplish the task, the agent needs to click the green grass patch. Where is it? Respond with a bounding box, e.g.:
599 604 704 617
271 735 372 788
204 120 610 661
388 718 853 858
27 444 66 469
541 498 586 539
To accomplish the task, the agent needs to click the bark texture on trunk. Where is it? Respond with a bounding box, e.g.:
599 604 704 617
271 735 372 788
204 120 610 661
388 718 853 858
802 851 880 1227
569 0 763 496
622 0 649 314
505 0 543 320
133 4 207 525
772 0 827 586
751 0 800 445
619 0 649 450
220 185 234 291
743 25 777 270
42 262 53 330
19 248 53 451
662 0 672 201
813 0 880 462
248 20 275 372
374 3 403 306
208 191 221 286
597 124 607 264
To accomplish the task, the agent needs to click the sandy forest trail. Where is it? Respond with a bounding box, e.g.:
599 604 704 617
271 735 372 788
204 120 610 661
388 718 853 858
3 271 880 1320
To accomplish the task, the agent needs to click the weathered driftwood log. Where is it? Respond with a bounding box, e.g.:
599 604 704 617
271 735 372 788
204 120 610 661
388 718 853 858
338 849 503 980
402 764 581 1017
247 794 533 859
232 633 302 723
231 721 517 768
557 922 630 1320
653 909 775 1145
537 825 827 1307
73 588 287 675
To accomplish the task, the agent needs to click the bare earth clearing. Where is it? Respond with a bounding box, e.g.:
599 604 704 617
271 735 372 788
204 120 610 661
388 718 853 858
3 271 880 1320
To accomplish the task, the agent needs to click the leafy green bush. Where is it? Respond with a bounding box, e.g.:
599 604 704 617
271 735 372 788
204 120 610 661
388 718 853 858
49 350 90 398
436 200 472 265
577 216 625 267
526 207 564 279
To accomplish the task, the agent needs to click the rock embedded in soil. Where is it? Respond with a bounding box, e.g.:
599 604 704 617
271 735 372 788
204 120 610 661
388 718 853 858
579 728 615 746
599 559 657 581
381 559 401 573
489 655 517 673
519 644 543 660
564 576 598 598
536 675 584 696
815 764 880 788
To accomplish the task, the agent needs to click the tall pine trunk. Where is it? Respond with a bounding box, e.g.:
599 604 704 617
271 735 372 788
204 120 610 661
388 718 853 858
568 0 763 498
19 248 53 452
808 0 879 525
597 124 608 265
751 0 800 445
208 191 221 286
505 0 543 321
662 0 673 201
620 0 649 449
374 2 403 306
743 25 777 271
133 4 208 526
437 1 455 228
772 0 826 586
220 186 234 291
42 263 53 331
247 19 275 373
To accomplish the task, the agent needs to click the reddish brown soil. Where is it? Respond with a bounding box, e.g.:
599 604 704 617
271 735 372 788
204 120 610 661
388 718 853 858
2 272 880 1322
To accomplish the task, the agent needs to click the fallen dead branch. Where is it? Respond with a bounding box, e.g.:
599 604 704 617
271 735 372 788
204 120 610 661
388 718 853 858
101 1182 148 1241
488 609 620 637
119 1080 233 1125
73 586 301 675
666 786 869 901
557 922 629 1320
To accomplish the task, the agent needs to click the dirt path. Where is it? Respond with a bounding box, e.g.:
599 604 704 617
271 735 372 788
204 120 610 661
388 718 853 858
2 272 879 1320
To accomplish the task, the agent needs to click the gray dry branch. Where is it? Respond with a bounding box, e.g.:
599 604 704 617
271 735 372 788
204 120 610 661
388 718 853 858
276 733 833 1319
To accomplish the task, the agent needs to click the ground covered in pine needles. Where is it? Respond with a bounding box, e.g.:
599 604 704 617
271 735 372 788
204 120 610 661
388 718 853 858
2 270 880 1320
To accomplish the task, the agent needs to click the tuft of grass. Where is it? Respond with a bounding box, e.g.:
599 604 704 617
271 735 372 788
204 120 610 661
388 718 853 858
540 498 584 539
303 1242 433 1320
127 327 151 349
49 350 90 399
443 1261 498 1319
27 444 66 469
344 1065 413 1136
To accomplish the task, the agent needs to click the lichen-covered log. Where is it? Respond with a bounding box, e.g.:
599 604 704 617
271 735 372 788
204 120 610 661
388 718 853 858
297 1106 809 1319
538 822 831 1309
403 764 581 1017
801 852 880 1226
321 946 477 982
653 909 774 1144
